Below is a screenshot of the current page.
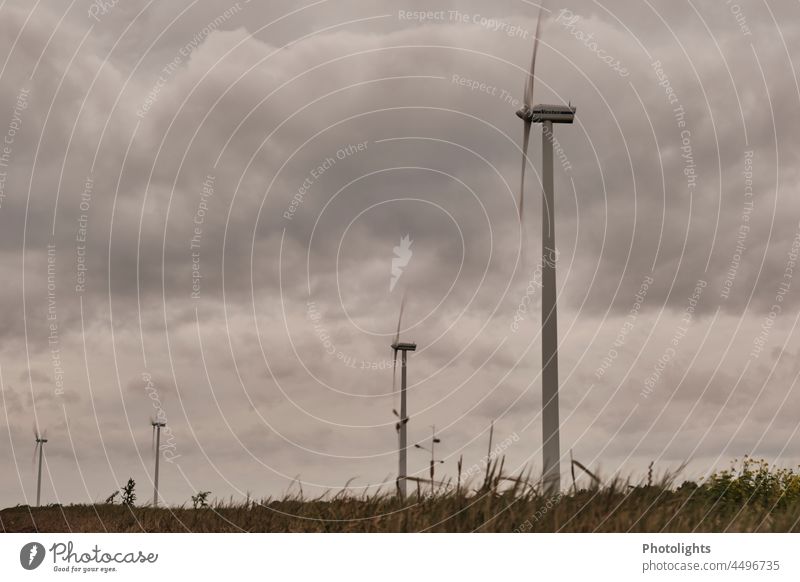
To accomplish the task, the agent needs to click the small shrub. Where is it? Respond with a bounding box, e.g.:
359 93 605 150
121 478 136 507
191 491 211 509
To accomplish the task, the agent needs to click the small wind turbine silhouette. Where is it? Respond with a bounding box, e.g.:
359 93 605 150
391 295 416 499
33 427 48 507
150 419 166 506
516 4 576 495
414 425 444 496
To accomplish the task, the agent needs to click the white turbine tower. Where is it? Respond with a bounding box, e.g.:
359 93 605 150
391 295 416 499
516 6 576 495
33 427 48 507
151 419 166 506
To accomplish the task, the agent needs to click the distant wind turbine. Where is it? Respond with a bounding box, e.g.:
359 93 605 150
516 4 576 495
151 419 166 506
391 295 416 499
33 427 48 507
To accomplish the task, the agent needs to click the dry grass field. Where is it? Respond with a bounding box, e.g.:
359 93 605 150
3 458 799 533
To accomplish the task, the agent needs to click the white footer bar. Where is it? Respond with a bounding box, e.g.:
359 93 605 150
1 534 796 581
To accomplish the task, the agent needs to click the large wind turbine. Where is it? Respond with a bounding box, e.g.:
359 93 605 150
516 6 575 495
34 427 48 507
391 296 416 499
151 420 166 506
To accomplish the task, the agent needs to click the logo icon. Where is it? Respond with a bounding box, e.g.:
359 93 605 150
390 234 413 292
20 542 46 570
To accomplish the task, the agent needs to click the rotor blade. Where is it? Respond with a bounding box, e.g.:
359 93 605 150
33 424 39 441
519 120 532 219
524 5 544 108
151 424 156 455
391 349 398 395
391 292 406 396
394 292 406 345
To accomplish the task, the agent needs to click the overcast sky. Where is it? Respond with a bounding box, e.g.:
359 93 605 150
1 0 800 509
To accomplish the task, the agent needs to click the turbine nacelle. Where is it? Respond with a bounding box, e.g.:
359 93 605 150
391 341 417 352
516 104 576 123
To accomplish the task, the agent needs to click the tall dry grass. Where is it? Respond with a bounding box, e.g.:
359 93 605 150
3 457 800 532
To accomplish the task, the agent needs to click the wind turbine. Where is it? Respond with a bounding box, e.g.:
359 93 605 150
516 5 575 495
414 425 444 496
391 295 416 499
33 427 48 507
150 419 166 507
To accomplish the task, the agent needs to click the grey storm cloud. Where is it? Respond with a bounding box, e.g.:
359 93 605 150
1 0 800 507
